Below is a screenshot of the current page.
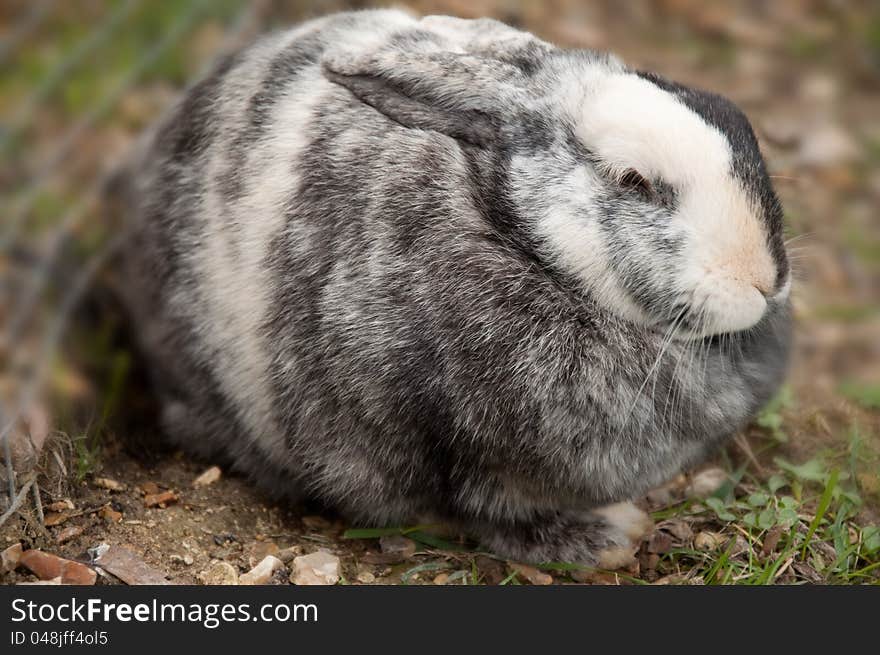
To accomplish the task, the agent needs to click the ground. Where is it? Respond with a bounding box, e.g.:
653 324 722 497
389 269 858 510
1 1 878 585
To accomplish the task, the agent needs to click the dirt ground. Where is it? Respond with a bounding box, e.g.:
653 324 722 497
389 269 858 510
2 1 879 585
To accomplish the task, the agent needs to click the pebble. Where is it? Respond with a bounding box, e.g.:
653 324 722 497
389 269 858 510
170 554 195 567
356 571 375 584
93 477 126 492
19 550 97 585
2 543 23 572
276 545 304 564
247 541 279 568
193 466 222 488
290 550 340 585
240 555 285 585
694 531 720 551
198 561 239 585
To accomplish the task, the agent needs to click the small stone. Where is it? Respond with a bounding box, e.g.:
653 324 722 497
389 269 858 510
240 555 285 585
694 531 720 551
144 490 179 508
2 543 23 572
193 466 222 488
290 550 340 585
19 550 97 585
99 506 123 522
247 541 279 568
276 545 303 563
198 561 239 585
509 562 553 585
94 477 126 492
46 499 75 512
379 535 416 559
56 526 84 544
433 572 449 585
356 571 375 584
686 468 728 498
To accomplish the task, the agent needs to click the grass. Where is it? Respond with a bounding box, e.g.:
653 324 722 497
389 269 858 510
342 402 880 585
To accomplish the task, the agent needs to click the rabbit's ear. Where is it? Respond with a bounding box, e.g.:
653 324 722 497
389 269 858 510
322 48 524 147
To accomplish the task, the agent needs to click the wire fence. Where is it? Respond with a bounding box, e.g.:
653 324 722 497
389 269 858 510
0 0 274 521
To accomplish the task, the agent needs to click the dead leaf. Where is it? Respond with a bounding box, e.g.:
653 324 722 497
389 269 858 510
46 499 74 512
508 562 553 585
56 526 84 544
144 490 178 508
93 544 170 585
43 512 70 527
99 506 123 522
647 531 673 554
761 526 783 557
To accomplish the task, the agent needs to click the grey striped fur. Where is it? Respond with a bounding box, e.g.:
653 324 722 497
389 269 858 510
114 10 791 564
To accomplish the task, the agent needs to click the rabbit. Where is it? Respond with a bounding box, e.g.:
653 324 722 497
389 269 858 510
113 9 792 566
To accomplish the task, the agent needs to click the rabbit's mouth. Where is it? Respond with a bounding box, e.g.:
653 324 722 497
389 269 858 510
650 288 790 342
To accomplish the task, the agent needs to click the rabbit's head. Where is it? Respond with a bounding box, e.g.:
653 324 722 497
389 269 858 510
322 28 789 338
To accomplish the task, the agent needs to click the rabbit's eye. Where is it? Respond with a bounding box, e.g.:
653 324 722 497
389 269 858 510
619 169 654 199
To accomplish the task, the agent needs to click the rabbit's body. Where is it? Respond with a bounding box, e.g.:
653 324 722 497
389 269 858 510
117 10 791 563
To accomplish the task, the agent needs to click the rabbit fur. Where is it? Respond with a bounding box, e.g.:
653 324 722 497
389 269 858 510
114 9 791 564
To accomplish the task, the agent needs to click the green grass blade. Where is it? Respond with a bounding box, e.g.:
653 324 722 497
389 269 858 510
802 468 839 560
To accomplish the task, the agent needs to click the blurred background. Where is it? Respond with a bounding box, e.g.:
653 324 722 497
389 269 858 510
0 1 878 584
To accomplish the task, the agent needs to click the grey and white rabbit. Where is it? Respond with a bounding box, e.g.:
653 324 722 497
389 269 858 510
114 9 791 565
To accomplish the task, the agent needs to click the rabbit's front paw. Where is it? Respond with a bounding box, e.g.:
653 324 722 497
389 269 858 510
474 502 652 566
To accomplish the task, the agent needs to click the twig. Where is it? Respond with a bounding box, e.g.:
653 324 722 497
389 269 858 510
32 479 44 524
734 433 765 475
0 477 35 529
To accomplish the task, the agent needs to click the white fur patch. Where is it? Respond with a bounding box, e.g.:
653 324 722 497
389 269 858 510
191 65 330 457
546 70 780 336
594 501 654 540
